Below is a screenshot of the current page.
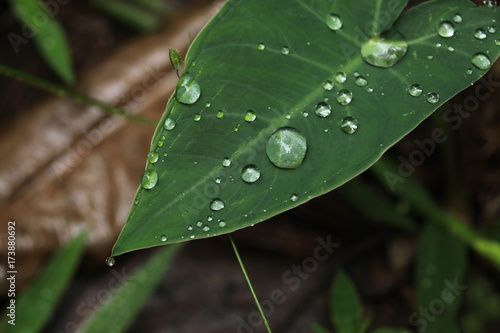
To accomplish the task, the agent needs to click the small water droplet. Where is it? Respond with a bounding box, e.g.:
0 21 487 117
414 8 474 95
475 28 487 40
215 177 222 184
354 75 368 87
466 68 473 75
496 39 500 45
361 29 408 68
336 89 353 105
290 194 299 202
222 158 231 167
176 74 201 104
438 21 455 38
281 47 290 55
189 234 195 239
244 110 257 122
315 102 332 117
427 92 440 104
257 43 265 50
164 117 176 130
302 111 309 117
471 52 491 70
216 110 225 119
427 55 434 60
105 257 115 267
335 72 347 83
340 116 359 134
148 152 159 164
193 114 201 121
202 225 211 232
160 235 168 242
196 221 203 227
366 86 374 93
447 46 455 52
187 225 193 231
285 113 292 120
326 13 343 31
453 14 463 23
210 198 225 211
157 141 164 148
323 80 334 91
218 220 226 227
488 25 497 33
141 169 158 190
483 0 497 7
408 84 423 97
241 165 261 183
436 42 442 47
266 127 307 169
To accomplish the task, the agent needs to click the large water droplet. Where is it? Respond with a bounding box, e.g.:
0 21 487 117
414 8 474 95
323 80 334 91
141 169 158 190
315 102 332 117
427 92 440 104
148 152 159 164
361 29 408 68
210 199 225 211
244 110 257 122
336 89 353 105
475 28 487 40
335 72 347 83
266 127 307 169
175 74 201 104
222 158 231 167
408 84 423 97
164 118 176 130
340 117 359 134
471 52 491 70
326 14 343 31
105 257 115 267
438 21 455 38
241 165 261 183
160 235 168 242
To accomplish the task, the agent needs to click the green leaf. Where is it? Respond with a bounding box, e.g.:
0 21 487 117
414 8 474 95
0 232 87 333
411 222 467 333
331 269 364 333
112 0 499 255
78 244 181 333
311 322 331 333
10 0 75 84
370 329 412 333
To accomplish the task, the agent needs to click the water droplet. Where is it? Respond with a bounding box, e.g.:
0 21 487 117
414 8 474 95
105 257 115 267
436 42 442 47
466 68 473 75
475 28 487 40
148 152 159 164
189 234 195 239
408 84 423 97
216 110 225 119
361 29 408 68
438 21 455 38
427 92 440 104
266 127 307 169
496 39 500 45
175 74 201 104
163 117 176 130
202 225 211 232
323 80 334 91
160 235 168 242
336 89 353 105
315 102 332 117
210 198 225 211
471 52 491 70
290 194 299 202
241 165 261 183
488 25 497 33
326 13 343 31
281 47 290 55
258 43 265 50
337 116 358 134
448 46 455 52
285 113 292 120
193 114 201 121
366 86 374 93
244 110 257 122
207 215 213 222
354 75 368 87
302 111 309 117
187 225 193 231
141 169 158 190
427 55 434 60
218 220 226 227
215 177 222 184
453 14 463 23
483 0 497 7
222 158 231 167
196 221 203 227
335 72 347 83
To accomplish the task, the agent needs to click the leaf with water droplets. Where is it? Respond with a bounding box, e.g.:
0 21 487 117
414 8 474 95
112 0 499 255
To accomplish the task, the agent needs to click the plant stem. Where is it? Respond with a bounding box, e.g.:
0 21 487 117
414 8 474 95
0 64 156 127
229 235 273 333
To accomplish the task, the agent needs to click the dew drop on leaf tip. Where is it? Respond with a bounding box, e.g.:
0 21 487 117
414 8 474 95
105 257 115 267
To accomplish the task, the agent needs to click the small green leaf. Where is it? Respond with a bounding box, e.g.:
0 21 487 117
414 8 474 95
331 269 364 333
112 0 499 255
0 232 87 333
10 0 75 84
169 48 183 71
412 222 467 333
78 244 181 333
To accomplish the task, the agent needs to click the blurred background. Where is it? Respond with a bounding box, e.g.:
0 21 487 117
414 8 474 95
0 0 499 332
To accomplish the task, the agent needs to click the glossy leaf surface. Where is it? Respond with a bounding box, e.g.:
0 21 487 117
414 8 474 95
113 0 499 255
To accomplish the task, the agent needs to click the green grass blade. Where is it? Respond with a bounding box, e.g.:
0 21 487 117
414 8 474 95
0 231 87 333
112 0 499 256
9 0 75 83
331 269 363 333
78 244 181 333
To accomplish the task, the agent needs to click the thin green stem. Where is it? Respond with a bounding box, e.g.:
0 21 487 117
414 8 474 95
0 64 156 127
229 235 273 333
